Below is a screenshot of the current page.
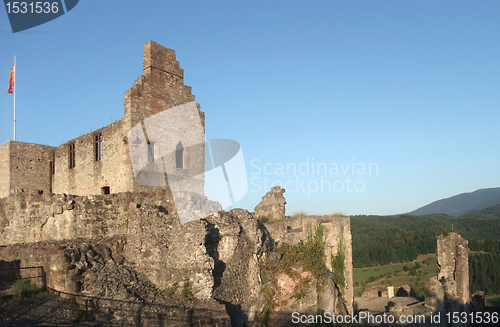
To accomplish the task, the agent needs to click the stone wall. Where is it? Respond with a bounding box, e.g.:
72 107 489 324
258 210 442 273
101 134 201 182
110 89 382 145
206 209 265 324
0 189 172 245
264 214 354 313
0 238 126 294
0 188 355 325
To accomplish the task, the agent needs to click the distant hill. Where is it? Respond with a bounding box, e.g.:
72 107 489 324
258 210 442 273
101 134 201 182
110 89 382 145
408 187 500 217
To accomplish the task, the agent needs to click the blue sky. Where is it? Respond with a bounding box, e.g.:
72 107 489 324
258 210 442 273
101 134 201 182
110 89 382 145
1 1 499 215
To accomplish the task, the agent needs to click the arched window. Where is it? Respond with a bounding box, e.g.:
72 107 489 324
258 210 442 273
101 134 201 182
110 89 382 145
175 142 184 169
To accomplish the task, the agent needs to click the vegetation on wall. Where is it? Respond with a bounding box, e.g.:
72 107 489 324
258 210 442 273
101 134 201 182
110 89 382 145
331 241 346 293
258 224 329 326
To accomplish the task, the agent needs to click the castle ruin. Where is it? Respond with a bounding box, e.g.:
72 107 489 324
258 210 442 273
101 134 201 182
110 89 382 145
0 42 354 326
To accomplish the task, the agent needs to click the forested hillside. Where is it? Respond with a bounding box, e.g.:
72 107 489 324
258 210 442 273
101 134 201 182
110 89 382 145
409 187 500 216
351 205 500 268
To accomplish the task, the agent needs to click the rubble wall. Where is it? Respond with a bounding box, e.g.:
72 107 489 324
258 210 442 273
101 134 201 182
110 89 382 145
0 189 217 299
0 190 263 305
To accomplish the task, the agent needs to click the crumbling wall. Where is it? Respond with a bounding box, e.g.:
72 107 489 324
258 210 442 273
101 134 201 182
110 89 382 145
0 189 217 300
254 186 286 222
0 238 231 326
205 209 266 324
0 189 258 305
0 187 355 326
264 214 354 314
125 203 215 299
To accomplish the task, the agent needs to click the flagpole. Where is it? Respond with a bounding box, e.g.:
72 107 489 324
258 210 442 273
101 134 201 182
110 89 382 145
13 55 16 141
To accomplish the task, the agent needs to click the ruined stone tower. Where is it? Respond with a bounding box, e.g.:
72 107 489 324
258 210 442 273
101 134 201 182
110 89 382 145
425 232 469 326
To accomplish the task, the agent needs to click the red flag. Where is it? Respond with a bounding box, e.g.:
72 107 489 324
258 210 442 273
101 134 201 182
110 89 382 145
7 62 15 94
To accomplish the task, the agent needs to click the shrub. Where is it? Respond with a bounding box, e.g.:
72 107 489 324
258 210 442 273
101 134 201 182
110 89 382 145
331 241 346 292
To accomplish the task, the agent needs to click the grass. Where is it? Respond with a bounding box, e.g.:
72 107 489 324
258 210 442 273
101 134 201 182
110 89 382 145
353 253 439 297
11 279 40 298
67 298 94 322
182 280 194 301
290 210 308 218
486 295 500 307
163 282 180 297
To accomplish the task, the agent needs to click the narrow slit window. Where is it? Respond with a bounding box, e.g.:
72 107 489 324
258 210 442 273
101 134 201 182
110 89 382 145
148 141 155 163
68 143 76 169
52 152 55 174
95 133 103 161
175 142 184 169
